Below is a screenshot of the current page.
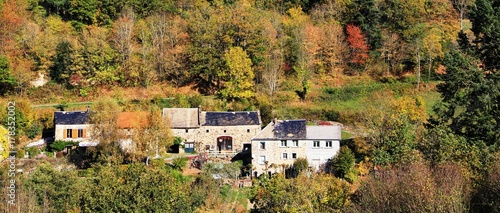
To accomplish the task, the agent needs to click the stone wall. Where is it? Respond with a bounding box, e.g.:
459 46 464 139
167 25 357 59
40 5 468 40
251 139 308 176
251 139 340 176
55 124 92 141
171 125 260 153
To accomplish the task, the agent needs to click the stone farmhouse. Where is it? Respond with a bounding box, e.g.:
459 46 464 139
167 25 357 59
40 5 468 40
163 108 262 153
54 110 92 142
251 119 341 176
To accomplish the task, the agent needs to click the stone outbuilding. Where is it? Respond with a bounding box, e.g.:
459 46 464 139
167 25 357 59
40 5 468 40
163 108 262 153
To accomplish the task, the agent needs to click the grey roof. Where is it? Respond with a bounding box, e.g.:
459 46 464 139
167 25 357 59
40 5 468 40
202 111 261 126
163 108 200 128
274 120 306 139
306 126 341 140
252 120 341 140
252 120 307 139
54 111 89 125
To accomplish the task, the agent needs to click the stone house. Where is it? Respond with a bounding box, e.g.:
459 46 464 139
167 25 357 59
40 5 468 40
163 108 262 153
251 119 341 176
54 110 92 142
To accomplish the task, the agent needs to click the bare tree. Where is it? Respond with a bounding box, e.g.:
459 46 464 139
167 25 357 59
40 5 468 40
112 7 135 64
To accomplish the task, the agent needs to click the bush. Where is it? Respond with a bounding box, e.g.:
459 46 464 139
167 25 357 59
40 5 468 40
293 158 309 175
331 146 355 180
171 156 189 171
49 140 78 152
26 147 41 158
26 122 42 139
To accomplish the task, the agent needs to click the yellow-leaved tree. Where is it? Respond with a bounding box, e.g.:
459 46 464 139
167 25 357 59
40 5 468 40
220 46 255 100
133 106 173 165
0 125 8 161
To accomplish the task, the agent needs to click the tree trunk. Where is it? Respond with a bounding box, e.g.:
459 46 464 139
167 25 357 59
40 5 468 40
416 48 421 90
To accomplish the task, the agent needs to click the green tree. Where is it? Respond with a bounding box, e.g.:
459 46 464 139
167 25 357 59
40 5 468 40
220 46 255 100
292 157 308 175
89 98 124 165
344 0 382 50
50 41 75 83
432 49 500 146
24 163 82 212
331 146 355 179
469 0 500 68
0 55 16 95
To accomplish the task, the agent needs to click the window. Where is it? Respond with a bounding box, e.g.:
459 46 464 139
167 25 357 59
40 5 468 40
66 129 72 138
260 142 266 150
259 156 266 164
326 141 333 148
292 153 297 159
78 129 84 138
313 141 320 148
247 129 250 133
292 140 298 147
206 129 209 133
280 140 287 147
282 153 288 159
224 130 226 133
185 129 189 133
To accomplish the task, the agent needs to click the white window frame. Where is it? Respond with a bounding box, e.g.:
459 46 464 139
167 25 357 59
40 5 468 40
313 141 320 148
280 140 287 147
292 140 298 147
260 142 266 150
259 156 266 164
326 141 333 148
282 153 288 159
292 153 297 159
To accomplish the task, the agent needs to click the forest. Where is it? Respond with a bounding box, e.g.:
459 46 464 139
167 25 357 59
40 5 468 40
1 0 500 212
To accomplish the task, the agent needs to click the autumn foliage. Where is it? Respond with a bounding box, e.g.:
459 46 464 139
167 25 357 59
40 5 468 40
346 24 369 65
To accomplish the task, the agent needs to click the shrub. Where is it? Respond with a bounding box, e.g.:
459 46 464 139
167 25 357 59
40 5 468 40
293 158 309 175
26 147 41 158
26 122 42 139
171 156 189 171
331 146 355 180
49 140 78 152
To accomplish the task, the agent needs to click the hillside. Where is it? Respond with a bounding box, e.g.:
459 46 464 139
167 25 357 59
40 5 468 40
2 0 500 212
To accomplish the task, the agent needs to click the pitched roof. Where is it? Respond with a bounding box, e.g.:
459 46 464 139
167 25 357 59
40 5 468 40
116 112 150 129
252 120 307 139
306 126 341 140
202 111 261 126
162 108 199 128
252 120 341 140
54 111 89 125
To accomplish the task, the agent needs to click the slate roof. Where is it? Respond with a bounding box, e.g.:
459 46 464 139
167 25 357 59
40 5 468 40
252 119 307 139
306 126 341 140
202 111 261 126
273 120 307 139
252 120 341 140
54 111 89 125
163 108 200 128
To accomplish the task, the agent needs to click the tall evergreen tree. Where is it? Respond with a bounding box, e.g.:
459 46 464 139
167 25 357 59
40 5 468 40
469 0 500 69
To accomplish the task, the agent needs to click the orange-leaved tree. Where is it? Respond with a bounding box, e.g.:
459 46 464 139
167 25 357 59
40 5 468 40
346 24 369 67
